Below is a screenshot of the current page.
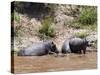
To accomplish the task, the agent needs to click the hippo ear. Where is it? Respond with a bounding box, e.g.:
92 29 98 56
51 41 54 45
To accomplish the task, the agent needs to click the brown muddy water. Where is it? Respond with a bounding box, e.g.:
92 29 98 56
12 52 97 74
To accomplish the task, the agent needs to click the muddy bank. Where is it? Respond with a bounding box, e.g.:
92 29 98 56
12 52 97 74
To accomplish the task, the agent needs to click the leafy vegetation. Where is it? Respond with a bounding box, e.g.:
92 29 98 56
38 17 55 39
11 11 22 37
11 11 20 23
13 1 57 19
67 6 97 30
75 32 89 38
14 11 20 23
78 6 97 25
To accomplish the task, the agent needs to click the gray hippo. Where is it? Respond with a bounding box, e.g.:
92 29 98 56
61 39 71 54
18 41 59 56
62 37 90 54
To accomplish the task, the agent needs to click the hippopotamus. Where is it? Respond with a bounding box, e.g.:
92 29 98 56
61 37 90 54
61 39 71 54
18 41 59 56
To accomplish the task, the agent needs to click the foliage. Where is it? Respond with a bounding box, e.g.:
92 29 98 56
38 17 55 39
78 6 97 25
13 1 56 17
11 11 20 23
14 2 25 13
14 11 20 23
75 32 89 38
11 11 22 37
67 21 81 29
67 6 97 30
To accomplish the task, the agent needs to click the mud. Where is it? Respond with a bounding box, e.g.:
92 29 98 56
12 52 97 74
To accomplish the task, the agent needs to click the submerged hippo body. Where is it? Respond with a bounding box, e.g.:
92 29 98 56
18 41 59 56
62 37 89 54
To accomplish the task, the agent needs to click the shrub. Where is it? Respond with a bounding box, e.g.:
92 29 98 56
11 11 20 23
78 6 97 25
68 6 97 29
75 32 89 38
14 12 20 23
38 17 55 39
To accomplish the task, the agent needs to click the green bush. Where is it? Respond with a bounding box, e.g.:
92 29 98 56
14 12 20 23
78 6 97 25
68 6 97 30
75 32 89 38
38 17 55 39
11 11 23 37
11 11 20 23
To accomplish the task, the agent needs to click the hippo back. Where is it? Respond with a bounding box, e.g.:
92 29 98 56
62 40 71 53
17 41 58 56
18 43 48 56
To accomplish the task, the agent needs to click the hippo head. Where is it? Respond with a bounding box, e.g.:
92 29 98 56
49 41 59 54
83 38 92 46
